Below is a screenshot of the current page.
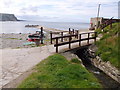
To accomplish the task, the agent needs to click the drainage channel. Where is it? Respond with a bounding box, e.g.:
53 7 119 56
74 45 120 88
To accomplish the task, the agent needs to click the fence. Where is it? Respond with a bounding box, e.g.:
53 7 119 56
50 28 79 44
51 32 97 53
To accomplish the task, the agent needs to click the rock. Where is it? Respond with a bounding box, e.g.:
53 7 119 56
88 44 120 83
0 13 18 21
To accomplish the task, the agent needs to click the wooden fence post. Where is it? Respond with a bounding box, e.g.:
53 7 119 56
87 33 90 45
79 34 81 46
73 29 74 35
110 20 112 29
77 30 79 39
50 32 53 44
61 32 63 42
76 30 79 39
69 28 71 34
56 38 58 53
94 32 97 44
41 27 43 44
69 36 71 49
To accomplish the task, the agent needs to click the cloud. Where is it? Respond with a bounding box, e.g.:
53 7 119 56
17 15 59 21
0 0 119 22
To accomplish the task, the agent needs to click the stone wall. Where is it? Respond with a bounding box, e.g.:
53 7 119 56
92 56 120 83
0 13 18 21
88 45 120 83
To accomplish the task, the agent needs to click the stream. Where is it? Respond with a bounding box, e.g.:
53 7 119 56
74 45 120 88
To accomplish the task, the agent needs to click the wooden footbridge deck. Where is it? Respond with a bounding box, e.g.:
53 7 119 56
50 28 97 53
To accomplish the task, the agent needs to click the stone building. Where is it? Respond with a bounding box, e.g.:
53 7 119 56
89 17 120 30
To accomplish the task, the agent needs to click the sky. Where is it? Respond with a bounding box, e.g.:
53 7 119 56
0 0 119 22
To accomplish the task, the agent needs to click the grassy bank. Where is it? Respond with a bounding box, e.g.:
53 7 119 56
18 54 102 88
95 23 120 69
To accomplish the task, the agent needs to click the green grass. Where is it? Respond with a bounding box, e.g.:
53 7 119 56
18 54 102 88
70 58 81 64
95 23 120 69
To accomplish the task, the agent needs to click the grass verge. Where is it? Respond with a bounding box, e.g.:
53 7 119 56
18 54 102 88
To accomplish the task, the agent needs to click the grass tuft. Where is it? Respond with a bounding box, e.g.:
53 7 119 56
70 58 81 64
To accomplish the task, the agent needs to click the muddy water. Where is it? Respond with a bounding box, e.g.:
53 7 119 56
75 45 120 88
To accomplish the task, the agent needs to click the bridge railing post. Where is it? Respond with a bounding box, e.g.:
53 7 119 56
110 19 112 29
79 34 81 46
76 30 79 39
87 33 90 45
50 32 53 44
94 32 97 44
73 29 74 35
61 32 63 42
69 36 71 49
56 38 58 53
69 28 71 34
75 30 77 38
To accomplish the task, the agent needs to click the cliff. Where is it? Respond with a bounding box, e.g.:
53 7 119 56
0 13 18 21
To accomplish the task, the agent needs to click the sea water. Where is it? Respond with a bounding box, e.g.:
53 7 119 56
0 21 90 33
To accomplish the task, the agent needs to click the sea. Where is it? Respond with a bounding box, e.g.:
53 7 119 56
0 21 90 33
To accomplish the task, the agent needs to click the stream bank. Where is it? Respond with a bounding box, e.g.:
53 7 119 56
71 45 120 88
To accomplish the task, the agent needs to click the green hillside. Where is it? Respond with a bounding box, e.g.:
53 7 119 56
95 22 120 69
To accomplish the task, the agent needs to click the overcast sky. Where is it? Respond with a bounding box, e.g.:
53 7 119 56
0 0 119 22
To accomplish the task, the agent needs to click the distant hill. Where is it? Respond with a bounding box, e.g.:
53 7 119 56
0 13 18 21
